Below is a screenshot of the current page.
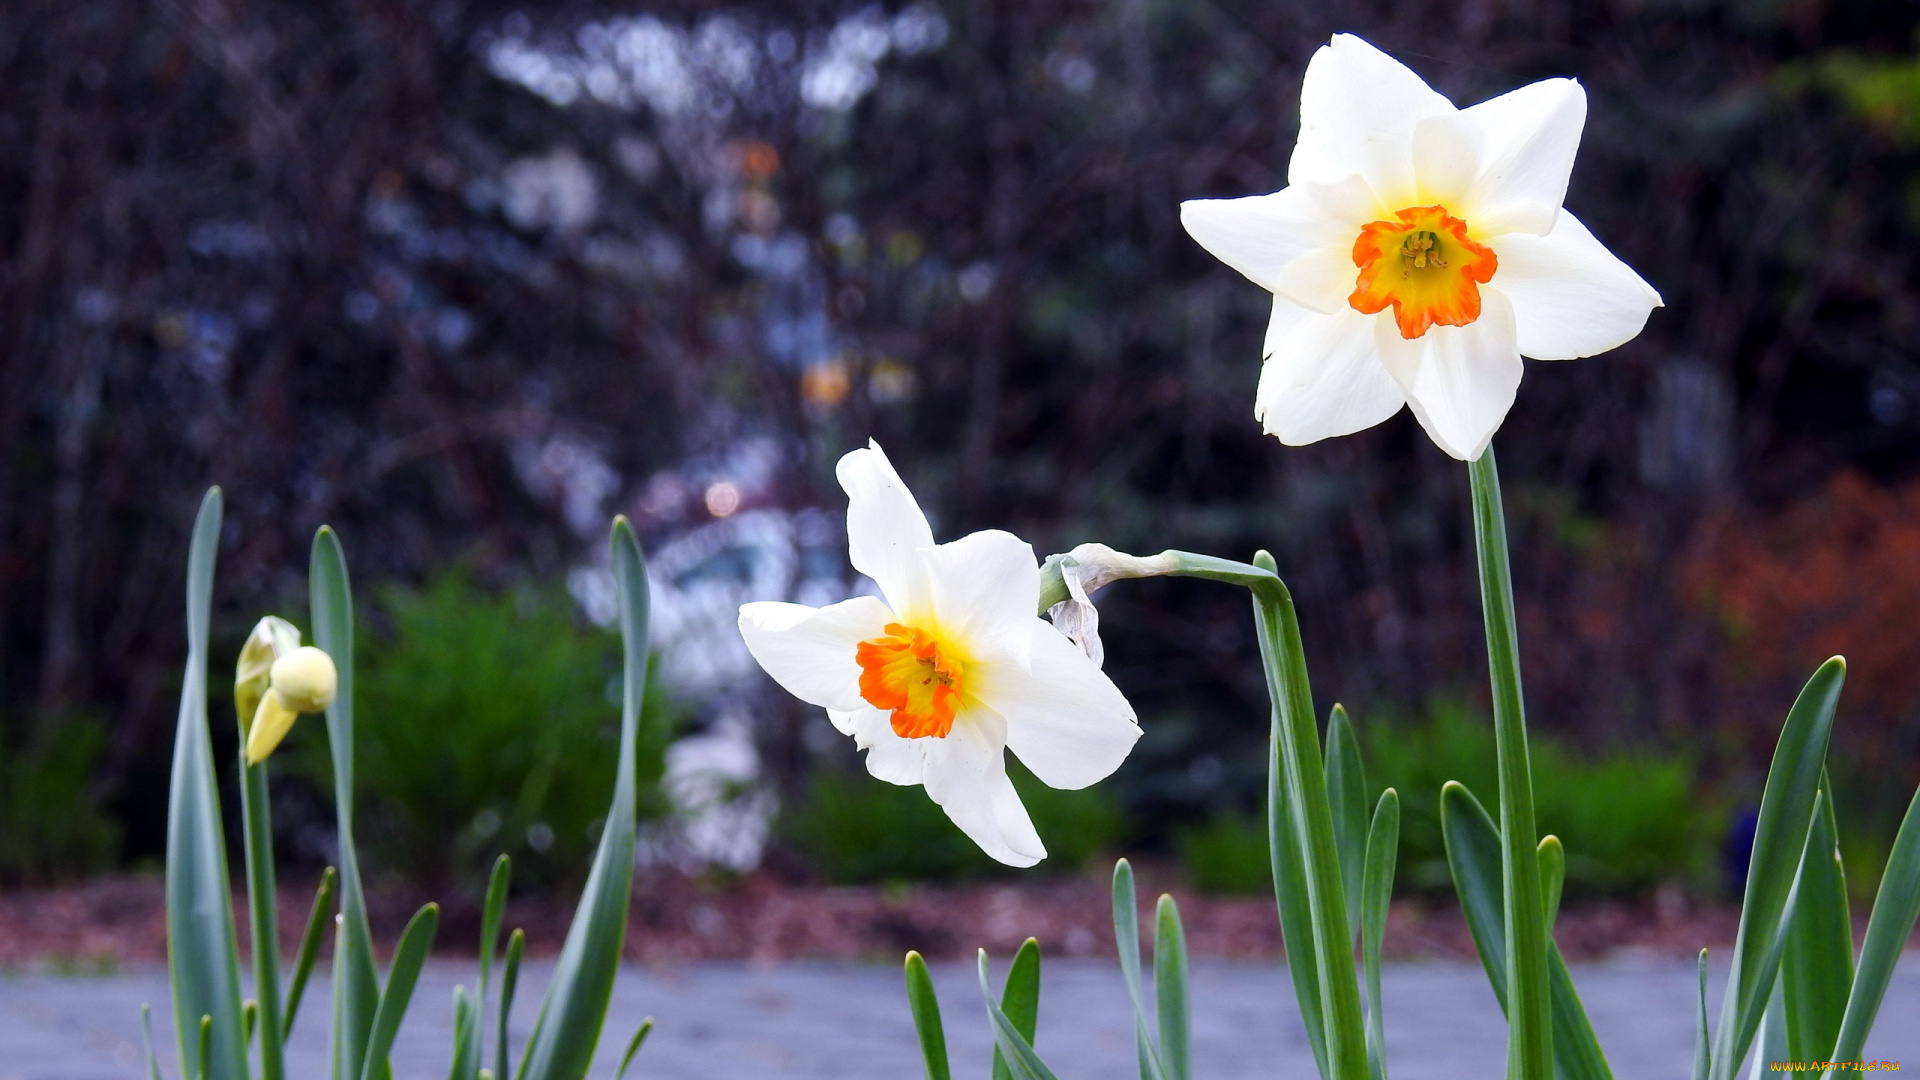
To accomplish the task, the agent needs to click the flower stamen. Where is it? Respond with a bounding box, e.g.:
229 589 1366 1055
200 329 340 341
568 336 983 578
856 622 966 739
1350 205 1497 339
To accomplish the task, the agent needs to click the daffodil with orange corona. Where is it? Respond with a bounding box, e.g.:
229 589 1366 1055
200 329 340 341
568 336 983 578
737 441 1141 866
1181 34 1662 460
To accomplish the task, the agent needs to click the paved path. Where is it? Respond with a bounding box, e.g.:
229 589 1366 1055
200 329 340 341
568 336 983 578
5 956 1916 1080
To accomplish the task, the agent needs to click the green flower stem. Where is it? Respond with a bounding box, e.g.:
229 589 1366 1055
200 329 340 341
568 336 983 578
1248 553 1368 1080
1034 546 1368 1078
1468 446 1552 1080
239 759 285 1080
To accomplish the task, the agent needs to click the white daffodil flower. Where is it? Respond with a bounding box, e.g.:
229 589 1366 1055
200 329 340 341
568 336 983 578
1181 33 1663 461
737 441 1142 867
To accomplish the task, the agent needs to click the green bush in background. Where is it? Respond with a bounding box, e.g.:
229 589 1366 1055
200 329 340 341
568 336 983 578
0 713 120 883
785 759 1127 884
294 568 677 892
1177 700 1718 897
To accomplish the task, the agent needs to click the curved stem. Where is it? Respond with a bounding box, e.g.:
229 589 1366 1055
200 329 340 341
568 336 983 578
1469 445 1552 1080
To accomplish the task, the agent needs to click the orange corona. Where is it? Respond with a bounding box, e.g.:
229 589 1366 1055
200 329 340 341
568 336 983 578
855 622 966 739
1349 205 1497 339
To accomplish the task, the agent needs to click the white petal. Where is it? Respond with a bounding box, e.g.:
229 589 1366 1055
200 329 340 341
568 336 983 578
1373 289 1522 461
829 706 934 785
1271 243 1360 315
1180 185 1355 295
1411 111 1481 209
921 530 1039 668
923 709 1045 867
1457 78 1587 238
974 619 1140 790
1256 301 1407 445
738 596 895 712
1289 34 1455 205
1490 211 1662 360
837 441 936 615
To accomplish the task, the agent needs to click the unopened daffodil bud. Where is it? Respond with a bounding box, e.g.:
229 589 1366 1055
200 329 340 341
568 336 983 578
269 647 337 713
235 616 302 732
233 616 336 766
1038 544 1182 667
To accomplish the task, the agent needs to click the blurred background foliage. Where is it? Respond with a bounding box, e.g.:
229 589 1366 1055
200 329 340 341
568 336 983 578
2 0 1919 895
284 570 679 892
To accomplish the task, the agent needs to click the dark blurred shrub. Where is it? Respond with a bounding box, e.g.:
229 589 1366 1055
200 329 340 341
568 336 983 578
294 569 676 892
1176 812 1270 895
1177 701 1714 897
784 759 1125 884
0 714 120 883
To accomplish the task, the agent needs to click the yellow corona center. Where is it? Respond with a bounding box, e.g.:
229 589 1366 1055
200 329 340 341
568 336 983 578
855 622 966 739
1348 205 1498 339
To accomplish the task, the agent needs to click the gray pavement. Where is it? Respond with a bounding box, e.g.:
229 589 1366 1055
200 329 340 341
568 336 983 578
4 955 1916 1080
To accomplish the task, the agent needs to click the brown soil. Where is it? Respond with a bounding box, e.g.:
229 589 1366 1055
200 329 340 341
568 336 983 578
0 870 1752 969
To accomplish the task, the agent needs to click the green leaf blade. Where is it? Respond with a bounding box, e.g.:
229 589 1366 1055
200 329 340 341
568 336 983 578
1361 789 1399 1080
992 938 1042 1080
1780 786 1852 1063
1111 859 1168 1080
165 488 248 1080
1154 898 1191 1080
977 952 1064 1080
902 951 952 1080
311 526 382 1080
1710 657 1846 1080
1442 781 1615 1080
1325 705 1369 948
517 519 650 1080
1833 780 1920 1059
358 903 441 1080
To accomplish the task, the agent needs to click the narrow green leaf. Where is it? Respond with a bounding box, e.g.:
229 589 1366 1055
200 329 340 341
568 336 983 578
166 489 247 1080
1751 981 1789 1080
1111 860 1168 1080
1692 951 1710 1080
1467 448 1551 1080
451 987 477 1080
244 1000 258 1048
1442 782 1615 1080
977 952 1064 1080
481 856 511 993
1781 786 1852 1063
515 516 651 1080
1539 837 1565 934
1249 553 1367 1080
1361 789 1399 1080
473 856 511 1080
1269 705 1329 1080
1441 782 1507 1000
359 903 441 1080
311 526 381 1080
902 951 952 1080
992 938 1042 1080
1326 705 1369 948
142 1005 164 1080
497 930 526 1080
1155 897 1191 1080
1710 657 1846 1080
284 867 336 1039
612 1019 653 1080
1832 780 1920 1059
197 1015 213 1080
